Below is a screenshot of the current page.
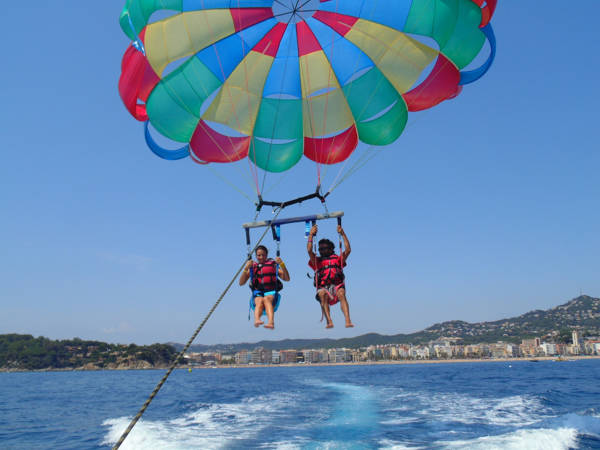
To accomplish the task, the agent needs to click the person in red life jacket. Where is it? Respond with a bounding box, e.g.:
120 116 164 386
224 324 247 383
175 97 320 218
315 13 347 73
307 225 354 329
239 245 290 329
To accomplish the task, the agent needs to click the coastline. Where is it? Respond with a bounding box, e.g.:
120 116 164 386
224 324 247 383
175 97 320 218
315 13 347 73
2 355 599 373
200 355 600 370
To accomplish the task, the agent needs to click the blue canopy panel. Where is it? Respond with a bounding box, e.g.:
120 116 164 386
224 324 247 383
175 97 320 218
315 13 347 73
305 17 374 87
319 0 413 31
144 121 190 160
195 19 277 82
183 0 273 11
459 24 496 85
263 25 301 99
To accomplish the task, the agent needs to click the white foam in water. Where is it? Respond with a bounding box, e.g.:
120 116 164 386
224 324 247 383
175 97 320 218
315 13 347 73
552 413 600 437
378 439 426 449
102 392 300 449
266 441 304 450
439 428 578 450
435 412 600 449
101 381 600 449
380 387 550 427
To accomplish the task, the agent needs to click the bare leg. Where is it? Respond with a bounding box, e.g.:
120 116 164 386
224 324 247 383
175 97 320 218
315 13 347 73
254 297 265 327
318 290 334 328
337 288 354 328
263 295 275 329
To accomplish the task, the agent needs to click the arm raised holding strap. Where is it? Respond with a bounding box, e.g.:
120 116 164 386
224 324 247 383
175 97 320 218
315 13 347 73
275 257 290 281
338 225 351 262
239 260 252 286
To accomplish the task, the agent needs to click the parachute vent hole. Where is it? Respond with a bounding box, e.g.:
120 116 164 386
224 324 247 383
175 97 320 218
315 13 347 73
272 0 321 24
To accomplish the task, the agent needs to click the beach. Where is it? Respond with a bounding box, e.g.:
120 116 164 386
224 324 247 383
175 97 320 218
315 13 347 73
4 355 600 373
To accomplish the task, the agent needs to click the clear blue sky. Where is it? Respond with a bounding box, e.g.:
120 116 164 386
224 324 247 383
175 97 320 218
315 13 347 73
1 2 598 345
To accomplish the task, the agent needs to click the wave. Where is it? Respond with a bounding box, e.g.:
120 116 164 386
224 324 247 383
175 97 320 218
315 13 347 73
378 385 600 449
380 387 550 427
101 379 600 449
438 427 578 450
101 392 302 449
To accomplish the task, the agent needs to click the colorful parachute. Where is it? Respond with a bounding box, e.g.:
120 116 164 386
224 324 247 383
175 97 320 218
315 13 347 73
119 0 497 173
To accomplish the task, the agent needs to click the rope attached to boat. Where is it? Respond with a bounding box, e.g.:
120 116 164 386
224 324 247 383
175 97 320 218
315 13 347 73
112 206 284 450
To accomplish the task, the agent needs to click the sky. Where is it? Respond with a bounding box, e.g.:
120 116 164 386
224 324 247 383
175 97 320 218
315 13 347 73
1 2 599 346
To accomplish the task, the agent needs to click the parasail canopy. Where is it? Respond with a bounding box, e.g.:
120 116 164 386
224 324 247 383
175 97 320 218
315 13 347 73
119 0 497 176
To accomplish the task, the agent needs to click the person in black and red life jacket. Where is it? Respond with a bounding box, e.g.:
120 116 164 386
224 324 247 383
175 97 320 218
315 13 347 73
308 224 354 329
239 245 290 329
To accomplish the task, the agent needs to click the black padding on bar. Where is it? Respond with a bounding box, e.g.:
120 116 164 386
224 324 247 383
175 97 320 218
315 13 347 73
256 187 329 212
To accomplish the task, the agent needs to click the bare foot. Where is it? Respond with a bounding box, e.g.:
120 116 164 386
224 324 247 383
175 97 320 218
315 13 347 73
326 323 334 329
254 320 264 327
345 322 354 328
264 323 275 329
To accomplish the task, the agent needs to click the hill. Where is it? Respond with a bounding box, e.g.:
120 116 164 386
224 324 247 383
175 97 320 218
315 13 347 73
175 295 600 352
0 335 177 371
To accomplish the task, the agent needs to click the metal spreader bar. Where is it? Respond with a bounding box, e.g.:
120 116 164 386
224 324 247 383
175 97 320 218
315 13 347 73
242 211 344 230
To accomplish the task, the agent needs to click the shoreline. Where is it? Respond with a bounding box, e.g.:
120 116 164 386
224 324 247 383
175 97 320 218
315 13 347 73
2 355 599 373
199 355 600 369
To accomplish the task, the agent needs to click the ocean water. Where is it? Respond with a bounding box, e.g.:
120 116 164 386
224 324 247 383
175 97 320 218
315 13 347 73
1 361 600 449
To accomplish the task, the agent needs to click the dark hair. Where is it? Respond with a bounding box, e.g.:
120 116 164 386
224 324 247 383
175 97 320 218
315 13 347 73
255 245 268 255
318 239 335 251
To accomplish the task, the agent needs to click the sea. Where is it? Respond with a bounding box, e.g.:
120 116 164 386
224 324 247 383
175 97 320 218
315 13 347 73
1 360 600 449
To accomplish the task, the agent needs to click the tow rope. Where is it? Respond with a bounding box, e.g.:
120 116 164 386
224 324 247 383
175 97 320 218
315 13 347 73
112 206 284 449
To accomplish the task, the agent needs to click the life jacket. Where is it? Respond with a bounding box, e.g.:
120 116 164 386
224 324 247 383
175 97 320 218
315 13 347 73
315 254 345 288
250 259 282 292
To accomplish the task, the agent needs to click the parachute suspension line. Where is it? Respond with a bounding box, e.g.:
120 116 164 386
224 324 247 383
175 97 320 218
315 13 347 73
313 0 343 186
247 142 261 197
322 0 342 169
235 0 262 196
147 27 257 195
263 171 293 198
320 0 382 192
297 9 322 191
112 206 285 450
260 7 303 195
191 115 257 193
328 145 380 194
199 7 260 197
326 47 389 191
327 34 460 195
327 0 459 196
205 164 255 203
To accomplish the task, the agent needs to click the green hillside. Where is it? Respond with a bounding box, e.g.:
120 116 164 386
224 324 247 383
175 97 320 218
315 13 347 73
0 334 176 370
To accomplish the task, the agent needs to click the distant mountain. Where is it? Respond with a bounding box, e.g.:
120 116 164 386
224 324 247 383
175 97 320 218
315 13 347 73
176 295 600 352
419 295 600 343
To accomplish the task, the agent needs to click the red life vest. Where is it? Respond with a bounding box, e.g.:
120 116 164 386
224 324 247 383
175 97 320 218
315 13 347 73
315 254 345 288
250 259 282 292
